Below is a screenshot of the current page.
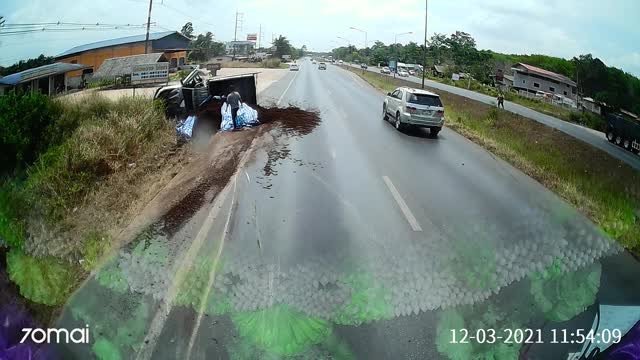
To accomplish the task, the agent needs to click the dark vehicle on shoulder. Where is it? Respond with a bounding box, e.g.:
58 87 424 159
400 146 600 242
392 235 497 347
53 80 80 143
606 112 640 153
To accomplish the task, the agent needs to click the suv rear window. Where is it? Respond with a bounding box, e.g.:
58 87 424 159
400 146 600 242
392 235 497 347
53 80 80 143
408 93 443 107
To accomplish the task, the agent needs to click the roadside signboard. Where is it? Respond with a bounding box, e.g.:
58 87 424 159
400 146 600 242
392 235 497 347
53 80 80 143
247 33 258 41
131 62 169 85
282 55 292 60
388 60 397 72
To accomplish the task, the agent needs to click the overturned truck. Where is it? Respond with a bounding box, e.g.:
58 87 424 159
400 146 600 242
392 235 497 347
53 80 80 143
154 69 258 119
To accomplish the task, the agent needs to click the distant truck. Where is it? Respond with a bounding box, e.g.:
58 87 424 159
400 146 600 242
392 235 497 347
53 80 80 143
606 112 640 153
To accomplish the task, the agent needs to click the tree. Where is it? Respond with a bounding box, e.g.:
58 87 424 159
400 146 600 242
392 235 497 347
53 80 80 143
446 31 477 66
0 55 55 76
180 22 195 40
300 45 307 58
401 42 421 64
273 36 292 59
188 32 224 62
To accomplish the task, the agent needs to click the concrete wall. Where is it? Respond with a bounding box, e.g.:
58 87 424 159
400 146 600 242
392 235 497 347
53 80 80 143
513 71 577 100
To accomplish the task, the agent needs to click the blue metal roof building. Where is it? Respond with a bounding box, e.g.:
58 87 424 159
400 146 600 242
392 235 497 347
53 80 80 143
55 31 191 76
0 62 86 96
56 31 187 58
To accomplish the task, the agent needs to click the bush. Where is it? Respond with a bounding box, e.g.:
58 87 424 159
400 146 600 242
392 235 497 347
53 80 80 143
0 91 59 174
569 111 606 132
7 248 77 305
0 182 26 249
24 95 171 223
261 59 282 68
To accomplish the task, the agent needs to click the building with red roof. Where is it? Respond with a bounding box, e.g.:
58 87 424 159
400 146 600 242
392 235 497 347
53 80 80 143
511 63 577 100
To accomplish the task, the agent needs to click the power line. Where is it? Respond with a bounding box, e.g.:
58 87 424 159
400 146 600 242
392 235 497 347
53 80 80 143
1 22 148 28
158 2 216 28
0 24 156 37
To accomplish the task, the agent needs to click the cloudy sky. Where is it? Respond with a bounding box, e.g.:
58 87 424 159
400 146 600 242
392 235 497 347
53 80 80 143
2 0 639 76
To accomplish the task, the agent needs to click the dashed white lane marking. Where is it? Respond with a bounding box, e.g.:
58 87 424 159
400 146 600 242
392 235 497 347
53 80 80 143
277 70 299 106
382 176 423 232
245 170 250 184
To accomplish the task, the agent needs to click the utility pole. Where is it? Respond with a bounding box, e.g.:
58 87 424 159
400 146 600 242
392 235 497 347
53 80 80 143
258 24 262 50
421 0 428 89
232 11 243 60
144 0 153 54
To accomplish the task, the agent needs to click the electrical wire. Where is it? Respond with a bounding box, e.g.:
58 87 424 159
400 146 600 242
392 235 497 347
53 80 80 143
0 24 156 37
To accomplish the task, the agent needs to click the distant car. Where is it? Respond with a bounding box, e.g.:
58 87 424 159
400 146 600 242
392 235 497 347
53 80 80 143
381 67 391 74
312 60 317 64
360 64 368 69
338 60 344 64
408 70 416 75
382 86 445 136
318 62 327 70
290 63 299 71
398 70 409 77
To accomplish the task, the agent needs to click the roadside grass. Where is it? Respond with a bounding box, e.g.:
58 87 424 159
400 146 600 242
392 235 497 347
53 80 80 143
342 66 640 253
1 93 182 307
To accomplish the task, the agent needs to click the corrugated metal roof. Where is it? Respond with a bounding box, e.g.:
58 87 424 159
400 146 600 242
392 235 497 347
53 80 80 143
512 63 576 86
0 62 86 86
93 53 166 79
433 65 449 73
56 31 183 58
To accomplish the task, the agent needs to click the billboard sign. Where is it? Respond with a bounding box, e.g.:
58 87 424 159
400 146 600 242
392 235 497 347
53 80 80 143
388 60 397 71
247 33 258 41
451 73 461 81
131 62 169 84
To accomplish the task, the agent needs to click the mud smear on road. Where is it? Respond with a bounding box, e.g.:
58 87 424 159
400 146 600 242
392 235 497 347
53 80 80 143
121 104 322 240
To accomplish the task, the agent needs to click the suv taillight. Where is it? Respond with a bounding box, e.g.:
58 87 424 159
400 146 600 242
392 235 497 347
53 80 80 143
436 110 444 117
406 106 417 114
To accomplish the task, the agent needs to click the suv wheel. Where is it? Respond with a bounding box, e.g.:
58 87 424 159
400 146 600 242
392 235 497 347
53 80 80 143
431 127 441 138
395 112 403 131
382 105 388 121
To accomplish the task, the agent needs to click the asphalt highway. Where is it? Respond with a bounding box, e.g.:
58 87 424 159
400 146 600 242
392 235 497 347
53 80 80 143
52 59 640 360
346 62 640 171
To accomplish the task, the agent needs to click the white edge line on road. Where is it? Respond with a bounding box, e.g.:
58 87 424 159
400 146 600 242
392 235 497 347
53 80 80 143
277 70 299 106
382 176 423 232
245 170 250 184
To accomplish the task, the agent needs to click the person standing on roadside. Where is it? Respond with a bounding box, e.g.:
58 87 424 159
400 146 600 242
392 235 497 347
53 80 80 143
497 93 505 109
226 85 242 129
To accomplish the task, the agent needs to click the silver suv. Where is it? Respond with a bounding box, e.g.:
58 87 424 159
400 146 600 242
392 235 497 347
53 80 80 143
382 87 445 136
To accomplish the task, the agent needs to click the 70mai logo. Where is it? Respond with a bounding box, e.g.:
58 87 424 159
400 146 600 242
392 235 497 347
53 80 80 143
20 325 90 344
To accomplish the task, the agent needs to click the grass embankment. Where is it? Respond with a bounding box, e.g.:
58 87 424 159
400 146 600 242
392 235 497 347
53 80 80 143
0 92 184 312
342 66 640 253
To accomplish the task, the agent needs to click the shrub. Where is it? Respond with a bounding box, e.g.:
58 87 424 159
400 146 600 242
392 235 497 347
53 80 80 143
0 91 59 174
7 248 77 305
261 59 282 68
569 111 606 132
0 182 26 249
24 95 171 223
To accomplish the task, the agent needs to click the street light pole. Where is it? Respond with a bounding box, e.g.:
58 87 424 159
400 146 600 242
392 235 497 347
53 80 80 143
393 31 412 79
422 0 428 89
349 26 367 72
